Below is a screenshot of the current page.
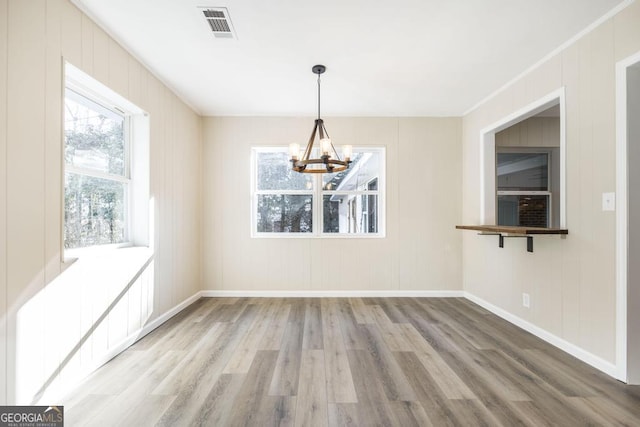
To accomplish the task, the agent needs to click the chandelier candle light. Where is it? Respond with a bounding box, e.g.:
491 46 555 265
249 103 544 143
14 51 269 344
289 65 352 173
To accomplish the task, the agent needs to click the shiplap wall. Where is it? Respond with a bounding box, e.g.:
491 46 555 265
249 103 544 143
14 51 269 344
202 117 462 293
0 0 202 404
461 1 640 364
495 117 560 147
0 0 7 407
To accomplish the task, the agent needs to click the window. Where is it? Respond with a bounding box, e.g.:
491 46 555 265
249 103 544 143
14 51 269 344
64 63 149 252
254 150 314 233
64 89 129 248
496 151 551 227
252 147 385 237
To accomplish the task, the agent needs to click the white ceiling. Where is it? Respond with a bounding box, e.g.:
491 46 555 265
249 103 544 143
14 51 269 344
73 0 626 117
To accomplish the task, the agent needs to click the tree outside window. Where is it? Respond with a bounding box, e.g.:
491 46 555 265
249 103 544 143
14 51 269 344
64 88 129 248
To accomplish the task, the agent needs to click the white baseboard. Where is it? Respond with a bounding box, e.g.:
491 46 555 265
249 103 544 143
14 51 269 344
100 291 203 368
136 291 203 339
463 291 620 379
44 291 204 404
200 289 465 298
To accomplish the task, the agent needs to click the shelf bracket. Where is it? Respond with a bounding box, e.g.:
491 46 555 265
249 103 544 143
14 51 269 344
478 232 534 252
458 225 567 254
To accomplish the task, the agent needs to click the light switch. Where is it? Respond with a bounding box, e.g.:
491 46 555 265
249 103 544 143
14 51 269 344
602 192 615 211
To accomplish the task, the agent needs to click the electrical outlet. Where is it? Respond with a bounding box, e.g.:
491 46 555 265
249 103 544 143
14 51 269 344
522 293 530 308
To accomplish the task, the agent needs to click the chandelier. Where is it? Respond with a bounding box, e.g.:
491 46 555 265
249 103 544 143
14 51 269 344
289 65 352 173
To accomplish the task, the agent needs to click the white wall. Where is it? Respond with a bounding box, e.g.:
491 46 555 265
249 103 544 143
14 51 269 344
0 0 202 404
461 1 640 365
203 117 462 293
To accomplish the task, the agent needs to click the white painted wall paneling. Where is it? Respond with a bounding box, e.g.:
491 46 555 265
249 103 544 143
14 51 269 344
495 117 560 147
6 0 47 404
0 0 8 406
0 0 202 404
202 116 462 292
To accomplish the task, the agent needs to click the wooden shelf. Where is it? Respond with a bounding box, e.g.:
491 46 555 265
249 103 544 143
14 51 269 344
456 225 568 252
456 225 568 235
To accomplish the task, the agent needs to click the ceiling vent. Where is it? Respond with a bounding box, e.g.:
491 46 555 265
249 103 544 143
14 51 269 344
199 7 236 39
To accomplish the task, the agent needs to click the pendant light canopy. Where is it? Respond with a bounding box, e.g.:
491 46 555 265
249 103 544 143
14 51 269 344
289 65 352 174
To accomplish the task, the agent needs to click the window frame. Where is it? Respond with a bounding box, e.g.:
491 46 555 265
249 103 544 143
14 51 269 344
366 177 378 233
479 88 566 228
496 149 552 227
63 62 148 257
251 146 386 238
64 91 132 183
63 86 133 249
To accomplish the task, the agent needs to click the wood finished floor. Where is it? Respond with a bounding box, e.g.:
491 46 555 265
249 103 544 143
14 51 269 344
63 297 640 426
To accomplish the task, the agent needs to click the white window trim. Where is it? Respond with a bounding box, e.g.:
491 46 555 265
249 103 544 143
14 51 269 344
63 62 150 261
497 191 552 196
479 87 566 228
251 146 386 238
65 165 131 184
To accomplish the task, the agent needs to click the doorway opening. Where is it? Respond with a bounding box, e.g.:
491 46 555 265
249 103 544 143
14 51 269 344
616 51 640 384
479 88 566 228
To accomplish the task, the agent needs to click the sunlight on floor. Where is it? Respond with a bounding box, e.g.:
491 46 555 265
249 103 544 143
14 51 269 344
15 251 155 404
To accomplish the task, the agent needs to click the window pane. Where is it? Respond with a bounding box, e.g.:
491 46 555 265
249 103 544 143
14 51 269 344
497 153 548 191
367 177 378 191
256 194 312 232
367 192 378 233
323 151 381 191
257 151 313 190
323 194 378 233
65 89 125 176
64 173 127 248
498 195 548 227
